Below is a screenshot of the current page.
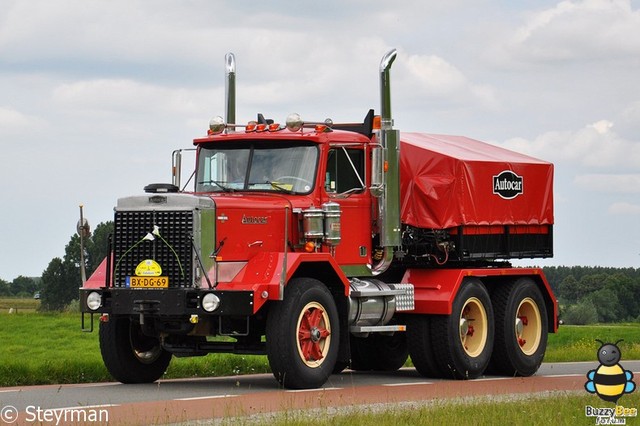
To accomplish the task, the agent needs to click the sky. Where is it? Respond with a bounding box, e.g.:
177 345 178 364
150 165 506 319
1 0 640 281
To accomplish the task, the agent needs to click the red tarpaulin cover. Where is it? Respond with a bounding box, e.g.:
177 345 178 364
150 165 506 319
399 133 554 229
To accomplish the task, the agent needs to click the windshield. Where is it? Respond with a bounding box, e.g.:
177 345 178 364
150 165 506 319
196 142 318 194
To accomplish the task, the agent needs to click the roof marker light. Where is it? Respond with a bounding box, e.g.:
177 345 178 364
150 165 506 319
268 123 280 132
209 116 226 134
257 123 267 132
246 121 257 132
286 113 303 132
372 115 381 130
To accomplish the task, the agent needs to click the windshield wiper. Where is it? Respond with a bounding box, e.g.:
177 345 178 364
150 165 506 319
198 180 234 192
265 181 295 194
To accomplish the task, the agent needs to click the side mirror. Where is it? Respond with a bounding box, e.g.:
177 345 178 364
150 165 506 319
370 146 385 198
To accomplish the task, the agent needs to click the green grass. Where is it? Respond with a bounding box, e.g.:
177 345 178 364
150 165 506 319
0 311 270 387
247 392 640 426
546 324 640 362
0 297 40 312
0 311 638 387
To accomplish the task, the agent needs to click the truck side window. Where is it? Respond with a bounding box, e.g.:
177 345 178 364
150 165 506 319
326 148 365 194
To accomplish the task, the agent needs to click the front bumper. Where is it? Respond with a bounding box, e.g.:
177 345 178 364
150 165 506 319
79 288 255 316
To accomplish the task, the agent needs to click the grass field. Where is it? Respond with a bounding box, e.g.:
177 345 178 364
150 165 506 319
0 297 40 313
0 298 639 387
546 323 640 362
257 392 640 426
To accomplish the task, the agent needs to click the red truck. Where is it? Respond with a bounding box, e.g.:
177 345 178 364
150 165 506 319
80 49 557 389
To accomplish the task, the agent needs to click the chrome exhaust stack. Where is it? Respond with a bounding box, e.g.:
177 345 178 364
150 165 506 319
371 49 401 275
225 53 236 130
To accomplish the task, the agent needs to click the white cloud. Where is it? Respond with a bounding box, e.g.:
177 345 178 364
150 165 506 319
608 202 640 214
574 174 640 193
507 0 640 62
0 107 30 128
51 79 217 118
397 52 497 109
501 120 640 169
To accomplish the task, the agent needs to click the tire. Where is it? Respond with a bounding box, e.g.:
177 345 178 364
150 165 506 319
431 278 494 379
350 332 409 372
266 278 340 389
406 315 443 378
488 278 548 376
99 316 172 384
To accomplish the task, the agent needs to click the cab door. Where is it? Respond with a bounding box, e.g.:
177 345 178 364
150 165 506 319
322 146 372 273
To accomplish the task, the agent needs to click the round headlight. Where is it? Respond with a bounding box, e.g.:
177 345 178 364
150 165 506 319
86 291 102 311
202 293 221 312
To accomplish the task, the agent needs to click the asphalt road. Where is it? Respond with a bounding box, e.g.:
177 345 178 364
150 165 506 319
1 361 639 425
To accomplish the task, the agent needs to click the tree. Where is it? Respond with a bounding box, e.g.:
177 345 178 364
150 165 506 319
85 221 113 274
11 276 37 297
604 273 640 321
562 299 598 325
588 288 619 323
39 221 114 311
557 275 580 303
39 258 75 311
0 279 10 297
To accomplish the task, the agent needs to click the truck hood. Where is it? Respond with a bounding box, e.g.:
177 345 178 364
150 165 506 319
209 194 292 262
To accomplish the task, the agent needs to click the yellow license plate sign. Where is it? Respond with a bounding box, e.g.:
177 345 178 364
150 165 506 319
127 276 169 288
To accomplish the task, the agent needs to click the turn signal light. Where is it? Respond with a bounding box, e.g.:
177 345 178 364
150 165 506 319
304 241 315 252
372 115 381 130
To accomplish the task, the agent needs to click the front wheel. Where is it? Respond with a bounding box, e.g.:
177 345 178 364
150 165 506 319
99 316 172 383
488 278 548 376
431 278 494 379
266 278 339 389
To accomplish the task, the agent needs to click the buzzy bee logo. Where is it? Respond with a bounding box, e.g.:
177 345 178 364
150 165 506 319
584 339 637 424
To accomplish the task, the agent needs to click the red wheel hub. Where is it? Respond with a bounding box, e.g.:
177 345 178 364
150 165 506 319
298 307 330 361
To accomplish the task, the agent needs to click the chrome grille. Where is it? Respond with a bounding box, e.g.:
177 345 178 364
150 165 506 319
113 210 193 288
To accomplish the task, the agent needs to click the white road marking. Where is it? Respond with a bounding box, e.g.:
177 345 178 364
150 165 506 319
175 395 238 401
285 387 342 393
382 382 433 387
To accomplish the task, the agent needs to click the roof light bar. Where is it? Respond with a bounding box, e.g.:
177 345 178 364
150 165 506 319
285 113 334 133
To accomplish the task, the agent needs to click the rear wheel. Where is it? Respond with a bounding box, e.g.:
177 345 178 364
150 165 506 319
266 278 339 389
350 332 408 371
431 278 494 379
99 316 172 384
407 315 442 378
489 278 548 376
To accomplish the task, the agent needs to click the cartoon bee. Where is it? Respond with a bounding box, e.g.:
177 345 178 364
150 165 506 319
585 339 636 403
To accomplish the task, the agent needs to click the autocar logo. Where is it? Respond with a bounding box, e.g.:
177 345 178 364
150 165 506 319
493 170 523 199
